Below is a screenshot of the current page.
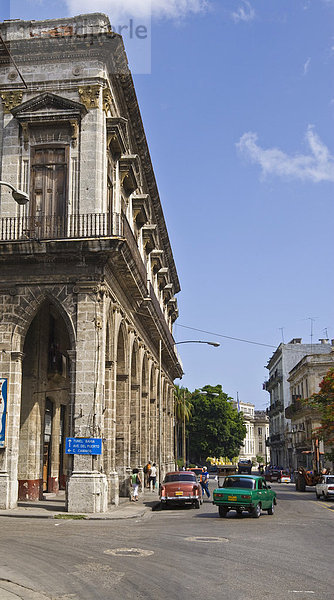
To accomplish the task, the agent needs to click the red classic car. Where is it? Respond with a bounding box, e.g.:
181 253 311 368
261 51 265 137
160 471 203 509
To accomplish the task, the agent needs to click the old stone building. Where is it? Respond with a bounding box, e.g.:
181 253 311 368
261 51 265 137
0 13 182 513
264 338 332 468
286 347 334 471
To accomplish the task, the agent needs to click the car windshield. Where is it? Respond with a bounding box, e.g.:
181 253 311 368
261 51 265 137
325 476 334 484
164 474 196 483
223 477 255 489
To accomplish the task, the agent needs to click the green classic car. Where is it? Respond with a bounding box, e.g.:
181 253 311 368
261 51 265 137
213 474 277 518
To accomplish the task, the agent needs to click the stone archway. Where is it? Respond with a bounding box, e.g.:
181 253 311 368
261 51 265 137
141 354 149 465
149 365 157 463
129 340 140 467
115 323 129 495
19 300 71 500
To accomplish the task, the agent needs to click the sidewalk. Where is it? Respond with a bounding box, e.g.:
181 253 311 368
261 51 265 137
0 488 160 521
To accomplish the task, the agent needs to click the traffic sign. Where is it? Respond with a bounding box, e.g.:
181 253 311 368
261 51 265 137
65 437 102 455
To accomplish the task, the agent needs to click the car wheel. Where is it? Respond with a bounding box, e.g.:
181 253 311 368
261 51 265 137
161 501 168 510
218 506 228 518
267 501 274 515
252 503 261 518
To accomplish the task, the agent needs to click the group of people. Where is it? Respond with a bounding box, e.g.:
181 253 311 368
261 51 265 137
130 461 157 501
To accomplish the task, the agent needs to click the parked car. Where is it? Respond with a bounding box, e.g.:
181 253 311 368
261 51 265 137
280 471 291 483
212 474 277 518
265 469 282 482
160 471 203 508
186 467 203 481
238 459 252 474
315 474 334 500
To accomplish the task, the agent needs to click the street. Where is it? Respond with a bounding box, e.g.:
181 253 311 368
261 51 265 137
0 481 333 600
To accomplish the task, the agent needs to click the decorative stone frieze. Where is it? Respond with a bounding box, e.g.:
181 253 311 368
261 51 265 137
1 90 23 113
78 84 100 109
103 88 115 115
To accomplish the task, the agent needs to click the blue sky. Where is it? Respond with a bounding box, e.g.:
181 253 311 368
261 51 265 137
3 1 334 409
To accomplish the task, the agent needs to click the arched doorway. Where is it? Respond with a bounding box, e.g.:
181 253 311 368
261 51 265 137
19 301 71 501
115 323 129 494
130 340 140 467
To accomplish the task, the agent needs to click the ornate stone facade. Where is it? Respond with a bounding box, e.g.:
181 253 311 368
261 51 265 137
0 14 181 512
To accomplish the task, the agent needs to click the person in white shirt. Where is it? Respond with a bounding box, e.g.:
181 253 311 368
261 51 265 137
149 463 157 490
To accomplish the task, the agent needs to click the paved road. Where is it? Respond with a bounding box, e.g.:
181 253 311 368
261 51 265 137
0 481 333 600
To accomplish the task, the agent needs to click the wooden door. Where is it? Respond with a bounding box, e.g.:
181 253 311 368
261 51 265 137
31 147 67 237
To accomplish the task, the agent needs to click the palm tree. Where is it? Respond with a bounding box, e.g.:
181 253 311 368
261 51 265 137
174 385 192 466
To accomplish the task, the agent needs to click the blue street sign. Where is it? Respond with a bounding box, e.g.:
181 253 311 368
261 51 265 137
0 378 8 449
65 437 102 455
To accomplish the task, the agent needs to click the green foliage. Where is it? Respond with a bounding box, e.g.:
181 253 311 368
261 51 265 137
188 384 246 463
305 368 334 447
174 385 192 423
256 454 265 465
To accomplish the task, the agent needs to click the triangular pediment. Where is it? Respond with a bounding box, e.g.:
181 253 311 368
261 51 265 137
11 92 87 120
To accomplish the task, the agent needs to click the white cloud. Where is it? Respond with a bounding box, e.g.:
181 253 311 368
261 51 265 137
231 1 255 23
236 126 334 183
66 0 209 21
303 57 311 75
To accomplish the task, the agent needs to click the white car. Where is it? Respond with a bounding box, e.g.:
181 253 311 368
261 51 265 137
315 474 334 500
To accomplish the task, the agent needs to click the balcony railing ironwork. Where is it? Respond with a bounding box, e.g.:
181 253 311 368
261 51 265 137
0 212 123 242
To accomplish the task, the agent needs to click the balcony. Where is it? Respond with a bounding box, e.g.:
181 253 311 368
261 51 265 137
285 398 303 419
266 400 284 417
264 369 283 391
0 212 122 242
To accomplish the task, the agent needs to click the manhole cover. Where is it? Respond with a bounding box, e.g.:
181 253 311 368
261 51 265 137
184 536 229 543
104 548 154 557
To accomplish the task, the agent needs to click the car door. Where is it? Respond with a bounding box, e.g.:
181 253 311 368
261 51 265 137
258 478 270 508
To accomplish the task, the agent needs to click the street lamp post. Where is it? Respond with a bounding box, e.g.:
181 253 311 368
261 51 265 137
174 340 220 467
0 181 29 205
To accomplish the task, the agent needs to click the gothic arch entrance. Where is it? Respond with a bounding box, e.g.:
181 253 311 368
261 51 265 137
19 301 71 501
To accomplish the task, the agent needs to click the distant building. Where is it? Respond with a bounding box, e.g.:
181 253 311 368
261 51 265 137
264 338 333 467
286 350 334 471
231 400 255 461
253 411 270 465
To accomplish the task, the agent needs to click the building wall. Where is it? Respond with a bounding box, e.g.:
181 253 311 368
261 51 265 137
265 339 333 468
0 14 181 512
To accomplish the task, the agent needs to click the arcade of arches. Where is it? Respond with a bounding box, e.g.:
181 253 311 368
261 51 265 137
0 289 176 513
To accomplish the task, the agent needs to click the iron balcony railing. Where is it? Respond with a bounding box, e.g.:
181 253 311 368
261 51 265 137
0 212 123 242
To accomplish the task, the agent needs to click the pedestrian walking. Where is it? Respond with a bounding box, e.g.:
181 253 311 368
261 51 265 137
144 461 151 488
149 463 157 490
130 468 141 501
200 466 210 499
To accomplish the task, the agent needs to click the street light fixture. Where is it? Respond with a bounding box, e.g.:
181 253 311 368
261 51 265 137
175 340 220 347
174 339 220 467
0 181 29 205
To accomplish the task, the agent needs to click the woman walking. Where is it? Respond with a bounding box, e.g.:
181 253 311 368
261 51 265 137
130 468 141 501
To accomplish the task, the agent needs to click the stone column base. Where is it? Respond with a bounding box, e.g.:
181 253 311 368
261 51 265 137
0 472 12 509
67 472 108 513
109 471 119 506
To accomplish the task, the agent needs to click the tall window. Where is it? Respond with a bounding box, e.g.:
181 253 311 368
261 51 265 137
31 147 67 216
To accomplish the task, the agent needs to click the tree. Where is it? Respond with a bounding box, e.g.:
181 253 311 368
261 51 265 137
174 385 192 465
188 384 246 464
305 368 334 447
